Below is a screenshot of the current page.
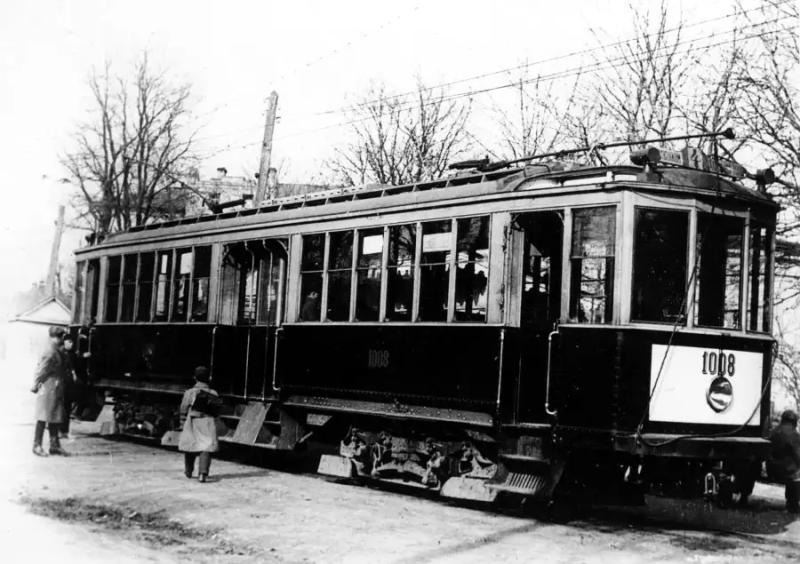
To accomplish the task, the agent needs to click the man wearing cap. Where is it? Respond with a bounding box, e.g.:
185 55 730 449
30 326 70 456
769 409 800 514
178 366 220 482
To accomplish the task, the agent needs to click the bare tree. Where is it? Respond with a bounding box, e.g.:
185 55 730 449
589 1 692 143
775 321 800 412
731 1 800 306
328 81 471 186
489 69 585 161
63 54 198 237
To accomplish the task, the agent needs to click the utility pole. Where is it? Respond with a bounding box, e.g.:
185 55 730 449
45 205 65 297
255 91 279 205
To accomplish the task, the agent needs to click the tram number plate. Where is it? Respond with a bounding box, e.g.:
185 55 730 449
368 349 390 369
701 351 736 377
649 344 762 425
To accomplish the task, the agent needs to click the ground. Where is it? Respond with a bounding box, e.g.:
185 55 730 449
1 357 798 563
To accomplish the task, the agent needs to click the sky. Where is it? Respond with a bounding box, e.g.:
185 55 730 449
0 0 771 304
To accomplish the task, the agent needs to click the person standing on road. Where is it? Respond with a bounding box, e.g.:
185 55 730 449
769 409 800 515
178 366 220 483
30 326 70 456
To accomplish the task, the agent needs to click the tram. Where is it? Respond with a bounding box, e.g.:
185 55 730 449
70 131 778 507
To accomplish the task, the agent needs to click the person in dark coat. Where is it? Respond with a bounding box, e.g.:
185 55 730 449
31 326 69 456
769 409 800 514
299 290 320 321
59 335 78 438
178 366 220 482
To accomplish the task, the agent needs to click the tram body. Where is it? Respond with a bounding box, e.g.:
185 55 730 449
71 153 777 504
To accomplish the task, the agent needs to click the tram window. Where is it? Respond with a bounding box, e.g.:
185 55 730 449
73 261 85 325
219 243 250 324
238 245 258 324
154 251 173 321
385 224 416 321
356 229 383 321
454 216 489 322
74 260 100 325
86 259 100 323
631 209 688 323
136 253 155 322
120 254 138 322
569 207 615 324
694 214 743 329
419 220 452 321
105 256 122 322
748 224 771 332
257 247 283 325
171 249 192 321
299 234 324 322
326 231 354 321
520 211 563 326
191 246 211 322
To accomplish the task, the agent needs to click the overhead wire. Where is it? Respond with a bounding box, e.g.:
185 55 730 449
195 3 788 152
190 3 423 147
257 19 794 147
309 0 793 117
197 8 796 164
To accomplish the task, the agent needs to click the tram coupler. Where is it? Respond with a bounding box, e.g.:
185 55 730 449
703 470 735 506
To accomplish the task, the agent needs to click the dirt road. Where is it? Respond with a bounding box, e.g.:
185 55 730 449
1 359 798 563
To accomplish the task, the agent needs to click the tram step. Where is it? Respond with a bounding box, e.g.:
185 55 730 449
440 476 498 503
486 471 548 496
231 402 270 445
318 454 354 478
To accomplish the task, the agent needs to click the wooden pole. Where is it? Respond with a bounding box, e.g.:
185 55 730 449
255 91 279 205
46 205 65 297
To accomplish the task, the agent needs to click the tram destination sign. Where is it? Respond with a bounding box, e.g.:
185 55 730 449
648 344 762 425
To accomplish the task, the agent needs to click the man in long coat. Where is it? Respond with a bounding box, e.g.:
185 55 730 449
178 366 220 482
31 326 69 456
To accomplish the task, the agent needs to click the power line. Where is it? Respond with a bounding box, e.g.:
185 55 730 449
308 0 794 117
198 10 794 160
190 4 422 147
262 20 793 144
194 2 780 149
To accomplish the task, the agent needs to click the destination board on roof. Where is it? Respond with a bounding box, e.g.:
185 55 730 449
682 147 707 170
715 158 746 180
658 148 683 167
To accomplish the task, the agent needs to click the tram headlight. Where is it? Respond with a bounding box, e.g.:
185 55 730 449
706 376 733 413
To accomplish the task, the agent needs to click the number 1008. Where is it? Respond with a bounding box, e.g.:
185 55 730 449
701 351 736 376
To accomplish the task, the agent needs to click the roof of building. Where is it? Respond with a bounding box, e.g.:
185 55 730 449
10 295 70 326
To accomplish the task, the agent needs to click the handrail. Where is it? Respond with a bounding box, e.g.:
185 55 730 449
209 325 219 383
545 329 559 417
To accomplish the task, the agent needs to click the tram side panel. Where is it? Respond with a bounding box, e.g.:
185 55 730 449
90 324 280 398
90 325 215 388
276 324 502 412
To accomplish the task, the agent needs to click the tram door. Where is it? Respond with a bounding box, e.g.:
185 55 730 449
214 239 287 399
515 211 563 423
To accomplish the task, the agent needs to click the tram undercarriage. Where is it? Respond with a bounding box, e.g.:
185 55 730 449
98 390 765 512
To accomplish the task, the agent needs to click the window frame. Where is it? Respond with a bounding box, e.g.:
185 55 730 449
296 216 491 325
630 206 690 325
136 252 157 323
693 212 746 331
567 205 617 325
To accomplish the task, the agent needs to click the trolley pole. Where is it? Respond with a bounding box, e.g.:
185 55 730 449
255 91 279 205
46 205 65 296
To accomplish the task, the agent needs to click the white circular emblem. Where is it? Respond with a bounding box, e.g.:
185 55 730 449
706 376 733 413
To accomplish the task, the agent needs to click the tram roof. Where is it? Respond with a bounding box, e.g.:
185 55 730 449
83 162 777 253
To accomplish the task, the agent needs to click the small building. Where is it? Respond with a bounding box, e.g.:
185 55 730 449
5 296 70 372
